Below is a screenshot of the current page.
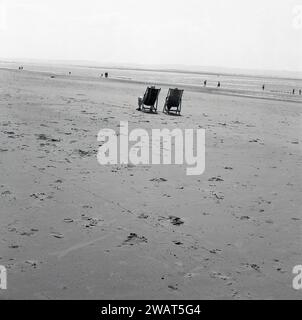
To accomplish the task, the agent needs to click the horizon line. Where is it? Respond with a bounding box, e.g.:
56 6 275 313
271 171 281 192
1 57 302 80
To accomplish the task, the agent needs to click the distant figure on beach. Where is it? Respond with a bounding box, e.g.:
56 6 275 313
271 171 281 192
203 80 207 87
137 96 143 111
105 72 108 78
68 72 71 75
293 89 295 94
18 66 23 70
262 84 265 90
299 89 301 95
217 81 220 88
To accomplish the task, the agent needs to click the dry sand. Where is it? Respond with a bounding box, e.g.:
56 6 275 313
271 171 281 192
0 67 301 299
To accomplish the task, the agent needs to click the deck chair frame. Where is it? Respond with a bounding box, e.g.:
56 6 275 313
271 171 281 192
141 87 161 113
163 88 184 115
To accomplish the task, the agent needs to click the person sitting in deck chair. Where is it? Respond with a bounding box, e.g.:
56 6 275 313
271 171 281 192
137 86 161 113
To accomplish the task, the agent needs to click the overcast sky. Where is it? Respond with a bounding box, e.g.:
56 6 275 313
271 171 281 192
0 0 301 71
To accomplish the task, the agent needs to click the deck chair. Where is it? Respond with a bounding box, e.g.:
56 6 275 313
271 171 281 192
163 88 184 115
140 86 161 113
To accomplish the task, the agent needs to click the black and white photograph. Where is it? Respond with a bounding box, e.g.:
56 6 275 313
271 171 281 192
0 0 301 308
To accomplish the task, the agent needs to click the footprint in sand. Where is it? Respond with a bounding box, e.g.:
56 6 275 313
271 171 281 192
19 229 39 236
209 248 222 254
211 191 224 201
82 205 93 209
51 232 64 239
159 215 184 226
9 244 20 249
76 149 97 157
138 213 149 219
36 133 61 143
239 215 250 220
1 190 12 196
80 214 103 228
249 138 263 143
149 177 167 182
242 263 261 272
122 233 148 246
172 240 183 245
163 193 171 198
171 216 184 225
30 192 54 201
168 284 178 291
208 176 224 182
210 271 231 281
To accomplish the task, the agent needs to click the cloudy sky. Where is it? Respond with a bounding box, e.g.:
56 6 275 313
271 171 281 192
0 0 301 71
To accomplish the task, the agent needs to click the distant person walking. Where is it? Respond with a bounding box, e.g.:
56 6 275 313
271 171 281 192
217 81 220 88
262 84 265 90
293 89 295 94
299 89 301 95
203 80 207 87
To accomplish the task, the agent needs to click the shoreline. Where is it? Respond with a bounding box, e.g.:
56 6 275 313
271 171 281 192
1 67 302 105
2 58 302 81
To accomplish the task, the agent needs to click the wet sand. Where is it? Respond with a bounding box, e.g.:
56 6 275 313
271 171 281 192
0 67 301 299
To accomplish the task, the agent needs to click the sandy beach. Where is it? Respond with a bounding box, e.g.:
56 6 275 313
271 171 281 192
0 66 301 300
